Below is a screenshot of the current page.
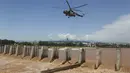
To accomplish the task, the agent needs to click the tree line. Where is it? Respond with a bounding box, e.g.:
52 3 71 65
1 39 130 48
95 42 130 48
0 39 84 47
0 39 15 45
38 41 84 47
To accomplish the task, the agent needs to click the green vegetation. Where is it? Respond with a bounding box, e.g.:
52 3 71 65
38 41 84 47
0 39 85 47
96 42 130 48
0 39 15 45
1 39 130 48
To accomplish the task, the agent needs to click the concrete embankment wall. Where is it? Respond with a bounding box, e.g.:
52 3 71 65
0 45 130 71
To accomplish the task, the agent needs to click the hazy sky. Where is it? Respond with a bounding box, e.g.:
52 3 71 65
0 0 130 42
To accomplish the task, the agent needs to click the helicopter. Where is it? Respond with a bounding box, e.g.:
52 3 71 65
63 0 87 18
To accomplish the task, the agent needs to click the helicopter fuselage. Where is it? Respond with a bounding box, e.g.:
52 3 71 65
63 9 84 18
63 10 76 17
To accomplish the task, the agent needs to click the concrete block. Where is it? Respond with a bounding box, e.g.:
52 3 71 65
34 46 40 57
59 47 69 62
22 45 26 57
78 48 85 64
43 47 48 58
48 48 55 62
95 48 102 69
12 46 16 54
6 45 10 54
0 45 4 53
0 46 1 53
30 46 35 59
115 48 121 71
39 46 44 60
3 45 7 54
15 45 19 56
48 48 58 62
9 46 13 55
26 46 31 56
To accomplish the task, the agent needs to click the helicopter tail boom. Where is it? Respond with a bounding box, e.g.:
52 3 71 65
75 13 85 17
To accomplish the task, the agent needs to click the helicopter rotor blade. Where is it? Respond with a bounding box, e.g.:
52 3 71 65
72 9 83 12
65 0 71 9
73 4 88 9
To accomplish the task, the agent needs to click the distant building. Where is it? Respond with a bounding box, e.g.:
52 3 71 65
82 42 95 47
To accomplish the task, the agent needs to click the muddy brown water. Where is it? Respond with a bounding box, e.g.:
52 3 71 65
100 48 117 69
121 48 130 67
67 48 130 70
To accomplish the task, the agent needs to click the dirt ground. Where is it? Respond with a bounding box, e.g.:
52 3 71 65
0 55 60 73
0 55 129 73
55 67 129 73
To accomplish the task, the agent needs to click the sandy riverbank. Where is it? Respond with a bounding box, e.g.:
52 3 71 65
0 55 129 73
